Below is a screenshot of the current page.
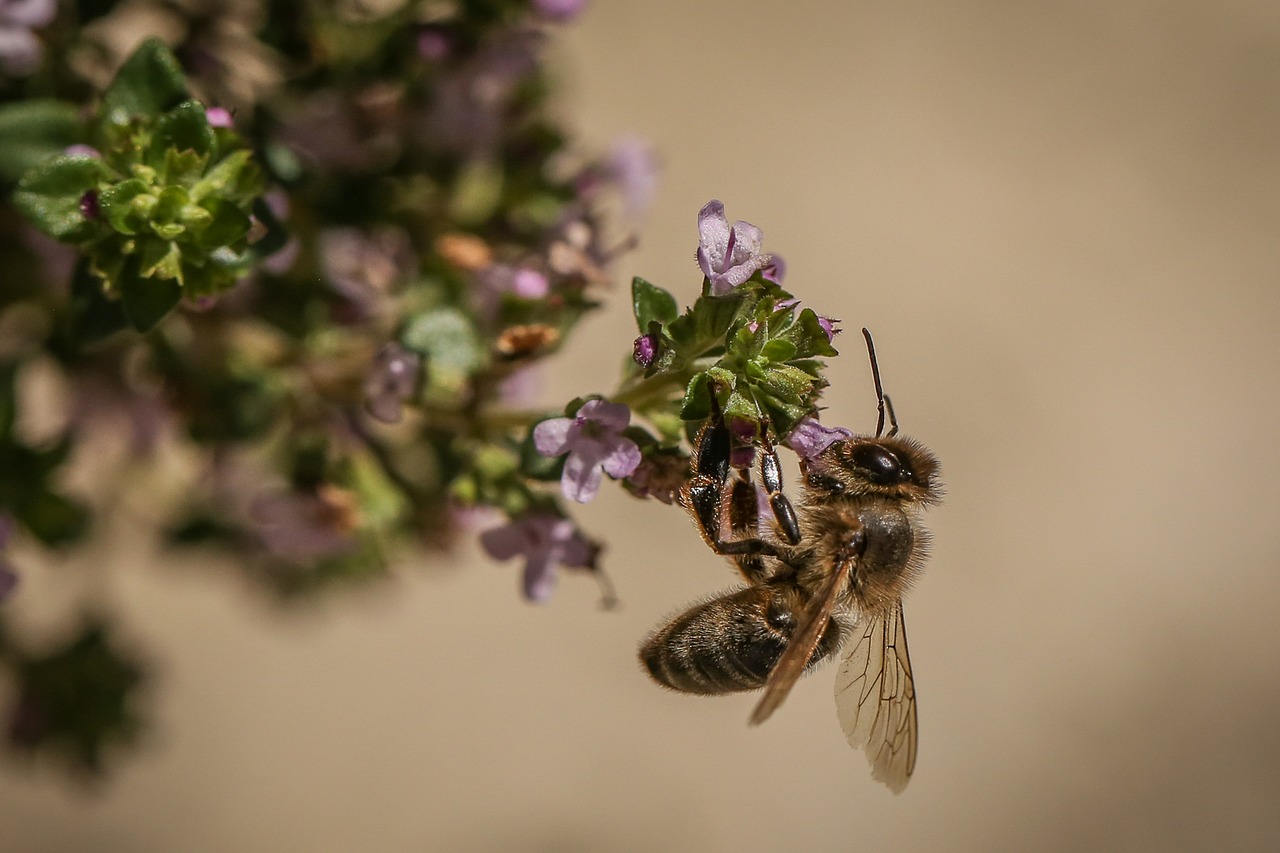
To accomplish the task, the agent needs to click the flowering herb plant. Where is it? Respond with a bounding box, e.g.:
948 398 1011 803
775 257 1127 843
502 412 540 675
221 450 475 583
0 0 851 778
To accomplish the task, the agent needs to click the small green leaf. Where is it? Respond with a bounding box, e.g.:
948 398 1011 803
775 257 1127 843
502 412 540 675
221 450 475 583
151 101 215 163
189 149 256 202
782 308 839 359
102 38 189 125
98 178 152 235
13 156 110 240
0 100 85 183
760 339 798 363
193 199 251 249
631 277 678 333
667 292 745 360
119 257 181 331
139 239 183 282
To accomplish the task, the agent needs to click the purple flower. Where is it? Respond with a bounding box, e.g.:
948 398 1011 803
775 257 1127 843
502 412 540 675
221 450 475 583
785 416 853 459
697 200 776 296
479 513 595 601
0 0 55 77
364 342 422 424
632 333 658 369
79 191 99 221
319 227 413 316
205 107 234 128
607 135 659 219
533 400 641 503
250 488 360 563
533 0 588 23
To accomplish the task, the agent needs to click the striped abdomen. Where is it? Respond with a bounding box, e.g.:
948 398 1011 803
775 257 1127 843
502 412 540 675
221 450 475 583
639 583 843 695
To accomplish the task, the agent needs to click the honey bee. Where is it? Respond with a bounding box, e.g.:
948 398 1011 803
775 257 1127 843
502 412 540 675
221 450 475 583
639 329 941 792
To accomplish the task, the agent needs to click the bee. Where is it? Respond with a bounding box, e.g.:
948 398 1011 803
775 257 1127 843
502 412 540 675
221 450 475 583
639 329 941 792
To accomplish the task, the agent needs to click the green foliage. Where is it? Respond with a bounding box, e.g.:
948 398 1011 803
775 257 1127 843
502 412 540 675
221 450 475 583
11 41 267 333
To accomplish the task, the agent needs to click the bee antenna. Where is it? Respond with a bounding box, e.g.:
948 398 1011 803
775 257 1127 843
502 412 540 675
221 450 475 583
862 327 887 438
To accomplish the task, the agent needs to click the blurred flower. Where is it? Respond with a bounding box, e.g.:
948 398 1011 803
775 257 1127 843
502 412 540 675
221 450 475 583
607 135 659 219
479 512 594 601
319 227 414 316
364 342 421 424
249 487 360 563
533 0 588 23
785 416 852 459
534 400 641 503
0 0 55 76
415 30 543 155
205 106 234 127
497 365 542 406
697 199 775 296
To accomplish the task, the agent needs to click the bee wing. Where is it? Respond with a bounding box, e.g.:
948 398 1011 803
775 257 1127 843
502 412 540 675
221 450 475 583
834 600 918 793
748 555 853 726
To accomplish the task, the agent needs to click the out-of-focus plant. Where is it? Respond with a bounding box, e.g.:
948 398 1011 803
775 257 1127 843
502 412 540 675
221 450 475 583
0 0 857 781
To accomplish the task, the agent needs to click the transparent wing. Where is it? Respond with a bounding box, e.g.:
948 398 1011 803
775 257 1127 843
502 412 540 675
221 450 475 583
834 600 918 793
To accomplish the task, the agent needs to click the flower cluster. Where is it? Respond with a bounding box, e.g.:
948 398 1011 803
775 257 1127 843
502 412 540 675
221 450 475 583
0 0 648 775
0 0 859 784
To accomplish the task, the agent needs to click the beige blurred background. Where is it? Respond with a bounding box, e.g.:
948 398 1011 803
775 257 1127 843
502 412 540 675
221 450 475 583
4 1 1280 850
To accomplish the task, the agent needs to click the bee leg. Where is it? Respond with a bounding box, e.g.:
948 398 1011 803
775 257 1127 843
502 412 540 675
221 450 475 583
685 394 783 564
758 430 802 545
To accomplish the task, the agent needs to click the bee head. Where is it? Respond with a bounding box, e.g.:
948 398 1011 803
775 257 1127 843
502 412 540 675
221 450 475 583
803 435 941 506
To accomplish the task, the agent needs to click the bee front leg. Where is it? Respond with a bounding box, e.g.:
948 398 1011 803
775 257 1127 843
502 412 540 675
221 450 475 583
684 397 784 572
759 429 801 545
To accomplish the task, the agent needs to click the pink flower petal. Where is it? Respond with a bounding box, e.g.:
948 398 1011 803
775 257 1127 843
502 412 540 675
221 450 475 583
697 199 730 274
601 437 641 478
578 399 630 432
561 452 605 502
480 524 527 560
533 417 573 456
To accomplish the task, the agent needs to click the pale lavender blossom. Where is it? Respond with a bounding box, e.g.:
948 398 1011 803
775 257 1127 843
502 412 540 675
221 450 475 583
607 135 659 219
697 200 775 296
0 0 55 77
479 513 595 601
250 491 359 563
512 267 549 298
319 226 413 315
63 144 100 158
363 342 422 424
497 365 542 406
785 416 853 459
533 0 588 24
534 399 641 503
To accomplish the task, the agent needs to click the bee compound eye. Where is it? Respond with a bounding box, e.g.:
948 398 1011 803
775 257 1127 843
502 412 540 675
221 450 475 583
852 444 904 484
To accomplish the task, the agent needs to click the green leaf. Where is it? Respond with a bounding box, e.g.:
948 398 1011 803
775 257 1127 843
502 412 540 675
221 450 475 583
151 101 215 163
19 491 91 546
67 261 129 344
119 257 181 331
189 149 255 202
193 198 252 249
0 100 85 183
98 178 152 235
139 238 183 282
402 308 484 371
631 277 678 333
754 363 816 406
760 339 798 363
102 38 189 125
13 156 110 240
781 307 839 359
667 292 745 361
